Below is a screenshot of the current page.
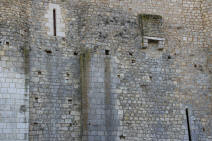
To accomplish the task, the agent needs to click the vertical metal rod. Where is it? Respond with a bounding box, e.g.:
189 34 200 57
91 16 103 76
53 9 56 36
186 108 192 141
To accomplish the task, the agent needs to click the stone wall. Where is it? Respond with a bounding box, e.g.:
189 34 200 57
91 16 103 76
29 1 81 140
0 0 30 140
77 1 211 140
0 0 211 141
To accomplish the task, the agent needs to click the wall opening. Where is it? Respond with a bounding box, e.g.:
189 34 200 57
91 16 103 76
129 52 133 56
68 99 72 104
148 39 159 44
38 71 42 75
132 59 136 63
53 9 57 36
186 108 192 141
105 50 110 55
167 55 171 59
119 135 126 139
74 51 78 56
148 39 159 48
45 49 52 54
35 97 38 103
45 4 65 37
6 41 9 46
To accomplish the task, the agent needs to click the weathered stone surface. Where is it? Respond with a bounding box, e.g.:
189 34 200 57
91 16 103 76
0 0 212 141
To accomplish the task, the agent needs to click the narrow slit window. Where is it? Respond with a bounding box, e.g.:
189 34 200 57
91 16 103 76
186 108 192 141
53 9 56 36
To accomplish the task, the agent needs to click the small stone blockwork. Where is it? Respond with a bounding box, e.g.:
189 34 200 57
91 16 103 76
0 0 212 141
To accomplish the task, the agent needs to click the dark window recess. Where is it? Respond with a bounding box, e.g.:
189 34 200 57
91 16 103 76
105 50 110 55
53 9 57 36
186 108 192 141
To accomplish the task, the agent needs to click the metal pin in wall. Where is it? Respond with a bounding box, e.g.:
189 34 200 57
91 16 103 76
53 9 56 36
186 108 192 141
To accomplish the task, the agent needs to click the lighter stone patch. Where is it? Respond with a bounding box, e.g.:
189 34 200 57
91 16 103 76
44 3 65 37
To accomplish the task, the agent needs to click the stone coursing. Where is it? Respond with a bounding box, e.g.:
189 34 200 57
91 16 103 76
0 0 212 141
0 0 30 140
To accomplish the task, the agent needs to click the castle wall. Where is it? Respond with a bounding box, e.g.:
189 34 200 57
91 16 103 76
78 1 211 141
0 0 30 140
78 0 212 140
28 1 82 140
79 3 181 140
0 0 211 141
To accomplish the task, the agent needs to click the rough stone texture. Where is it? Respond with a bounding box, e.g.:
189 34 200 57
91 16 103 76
0 0 30 140
0 0 212 141
81 50 119 141
29 1 81 140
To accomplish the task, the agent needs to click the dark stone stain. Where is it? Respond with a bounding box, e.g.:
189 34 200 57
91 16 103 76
20 105 27 113
66 72 70 77
98 32 108 40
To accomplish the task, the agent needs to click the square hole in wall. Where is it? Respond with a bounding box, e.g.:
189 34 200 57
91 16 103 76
105 50 110 55
6 41 9 46
74 51 78 56
148 39 159 48
139 14 163 38
68 99 72 104
148 39 159 45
